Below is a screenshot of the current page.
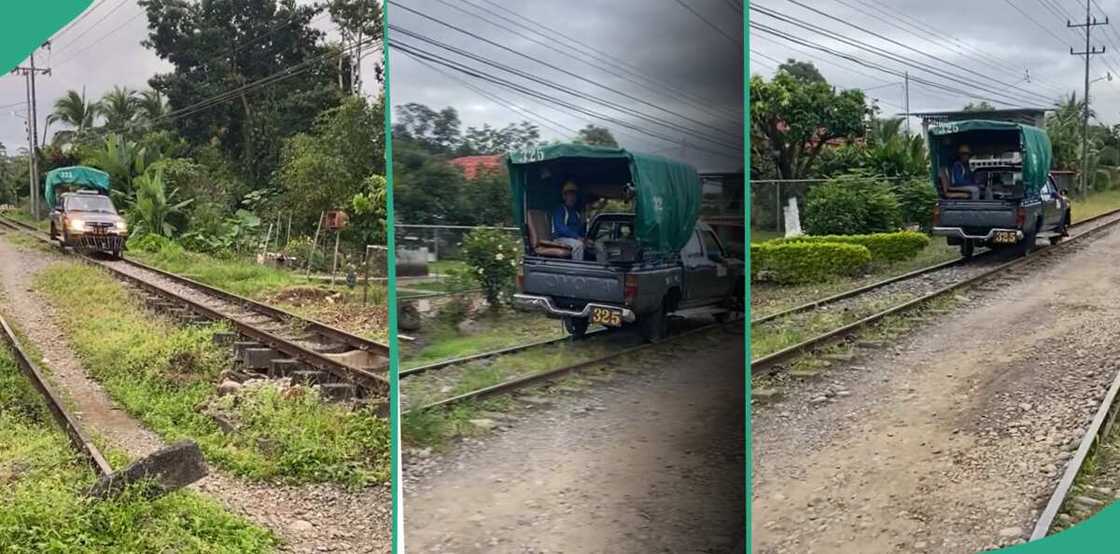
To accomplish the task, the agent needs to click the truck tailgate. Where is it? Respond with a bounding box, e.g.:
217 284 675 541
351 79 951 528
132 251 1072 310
521 258 623 304
938 199 1018 228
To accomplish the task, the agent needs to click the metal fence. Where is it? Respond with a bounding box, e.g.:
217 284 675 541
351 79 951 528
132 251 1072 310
395 223 520 276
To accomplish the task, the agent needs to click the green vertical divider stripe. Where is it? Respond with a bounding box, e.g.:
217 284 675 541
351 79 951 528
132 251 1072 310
382 1 402 552
0 2 90 73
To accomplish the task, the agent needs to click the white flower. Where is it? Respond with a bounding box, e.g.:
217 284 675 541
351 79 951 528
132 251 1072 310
498 244 504 251
495 253 505 261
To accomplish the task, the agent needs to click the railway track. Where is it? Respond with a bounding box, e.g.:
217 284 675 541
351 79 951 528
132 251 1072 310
399 327 610 378
402 316 736 415
0 216 389 399
750 207 1120 376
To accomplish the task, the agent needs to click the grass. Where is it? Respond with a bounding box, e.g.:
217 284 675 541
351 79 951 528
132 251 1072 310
1072 189 1120 223
401 309 564 368
401 398 514 448
750 294 908 359
1 208 50 232
128 245 310 299
33 260 390 486
428 259 468 275
0 347 276 552
750 241 959 319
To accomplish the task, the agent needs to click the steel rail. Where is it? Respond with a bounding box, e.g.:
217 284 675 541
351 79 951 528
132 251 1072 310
0 217 389 395
0 314 113 476
1030 364 1120 540
405 320 736 414
751 207 1120 327
400 327 611 378
750 209 1120 375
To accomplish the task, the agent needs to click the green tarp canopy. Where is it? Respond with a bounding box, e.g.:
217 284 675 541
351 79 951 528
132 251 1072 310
506 143 701 253
927 119 1052 195
44 166 111 209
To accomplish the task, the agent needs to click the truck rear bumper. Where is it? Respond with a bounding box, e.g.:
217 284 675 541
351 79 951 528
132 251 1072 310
931 227 1022 241
513 293 637 322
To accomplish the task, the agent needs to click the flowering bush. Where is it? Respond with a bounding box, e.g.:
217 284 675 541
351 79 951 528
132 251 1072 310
460 228 521 307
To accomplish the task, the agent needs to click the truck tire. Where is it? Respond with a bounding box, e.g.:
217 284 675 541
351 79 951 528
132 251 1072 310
638 304 668 343
1050 214 1070 245
1018 221 1039 257
563 316 589 338
960 240 974 259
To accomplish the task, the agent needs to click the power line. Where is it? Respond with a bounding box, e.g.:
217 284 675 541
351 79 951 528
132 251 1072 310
48 0 112 44
52 7 146 69
1001 0 1071 47
390 2 738 143
392 39 739 158
781 0 1055 104
670 0 742 47
474 0 739 121
426 0 738 124
50 0 131 57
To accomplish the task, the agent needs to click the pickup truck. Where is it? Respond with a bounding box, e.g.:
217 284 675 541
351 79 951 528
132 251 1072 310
44 166 127 258
928 120 1070 257
506 144 743 341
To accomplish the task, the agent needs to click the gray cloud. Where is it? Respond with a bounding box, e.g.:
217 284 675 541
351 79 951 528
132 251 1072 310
389 0 744 172
750 0 1120 126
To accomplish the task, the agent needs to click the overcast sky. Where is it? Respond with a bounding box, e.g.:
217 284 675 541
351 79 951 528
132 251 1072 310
750 0 1120 129
0 0 382 155
388 0 745 173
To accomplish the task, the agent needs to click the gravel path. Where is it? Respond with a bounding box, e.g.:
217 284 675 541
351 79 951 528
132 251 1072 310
404 327 745 553
0 234 391 553
751 227 1120 553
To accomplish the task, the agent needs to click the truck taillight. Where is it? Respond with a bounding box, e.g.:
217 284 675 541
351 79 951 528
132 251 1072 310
932 205 940 226
516 264 524 291
624 274 638 306
1016 207 1026 227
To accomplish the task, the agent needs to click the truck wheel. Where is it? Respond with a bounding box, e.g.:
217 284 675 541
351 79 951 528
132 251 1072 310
638 304 668 343
960 240 974 259
1051 214 1070 245
563 316 589 338
1018 222 1039 257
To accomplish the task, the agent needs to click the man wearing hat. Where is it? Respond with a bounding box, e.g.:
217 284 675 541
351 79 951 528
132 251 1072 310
950 144 982 199
551 180 591 260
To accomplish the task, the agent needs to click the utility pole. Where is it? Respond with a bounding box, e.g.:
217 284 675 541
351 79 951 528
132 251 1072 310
1069 3 1108 196
904 71 911 135
12 43 50 219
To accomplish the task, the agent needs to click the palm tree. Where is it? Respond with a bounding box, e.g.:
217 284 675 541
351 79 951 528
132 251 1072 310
136 89 168 127
99 86 139 134
130 166 193 237
46 88 98 147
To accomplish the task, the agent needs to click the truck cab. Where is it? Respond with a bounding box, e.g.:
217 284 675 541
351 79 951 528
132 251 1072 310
507 144 743 341
928 120 1070 257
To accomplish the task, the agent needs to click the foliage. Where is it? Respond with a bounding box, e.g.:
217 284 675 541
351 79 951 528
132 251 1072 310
392 138 470 224
35 261 389 485
750 241 871 283
892 178 939 231
128 166 194 238
393 103 463 154
80 133 163 203
776 59 826 83
776 231 929 263
803 174 902 235
574 124 618 147
351 174 387 245
180 209 262 254
750 68 869 179
46 88 98 149
460 228 520 307
276 95 385 239
962 101 997 112
99 85 140 135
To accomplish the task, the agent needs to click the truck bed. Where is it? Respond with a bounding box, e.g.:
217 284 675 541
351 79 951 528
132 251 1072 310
521 257 624 305
937 199 1019 229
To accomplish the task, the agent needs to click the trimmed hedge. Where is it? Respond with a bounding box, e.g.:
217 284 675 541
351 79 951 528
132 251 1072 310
773 231 929 263
751 241 871 284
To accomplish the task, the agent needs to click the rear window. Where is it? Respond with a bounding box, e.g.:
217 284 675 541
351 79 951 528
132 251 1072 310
65 195 116 214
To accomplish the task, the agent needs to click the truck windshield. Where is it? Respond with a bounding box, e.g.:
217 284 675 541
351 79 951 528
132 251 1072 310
65 195 116 214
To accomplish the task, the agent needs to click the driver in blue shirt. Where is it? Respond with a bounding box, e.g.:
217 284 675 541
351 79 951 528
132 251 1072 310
552 180 591 260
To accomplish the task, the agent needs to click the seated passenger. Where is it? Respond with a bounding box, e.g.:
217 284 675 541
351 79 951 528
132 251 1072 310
551 181 591 260
950 145 983 199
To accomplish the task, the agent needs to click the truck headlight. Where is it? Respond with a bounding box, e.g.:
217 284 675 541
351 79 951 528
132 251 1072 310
115 221 128 233
66 218 85 232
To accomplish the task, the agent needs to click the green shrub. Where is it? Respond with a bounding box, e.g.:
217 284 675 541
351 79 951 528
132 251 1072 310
803 175 902 235
460 228 520 307
750 241 871 283
892 178 939 231
776 231 929 262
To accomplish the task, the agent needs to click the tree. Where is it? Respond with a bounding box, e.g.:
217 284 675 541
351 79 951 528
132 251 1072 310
575 124 618 147
962 101 997 112
393 103 462 154
750 71 868 179
391 138 469 224
459 121 541 155
327 0 383 94
46 88 99 147
777 59 826 84
100 86 140 135
136 89 169 128
129 166 194 237
80 133 163 202
139 0 347 184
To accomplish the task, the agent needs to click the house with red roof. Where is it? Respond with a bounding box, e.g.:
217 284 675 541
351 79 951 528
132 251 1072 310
448 154 504 180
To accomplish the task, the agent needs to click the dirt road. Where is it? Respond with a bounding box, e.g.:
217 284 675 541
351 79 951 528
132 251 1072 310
404 327 745 553
752 230 1120 553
